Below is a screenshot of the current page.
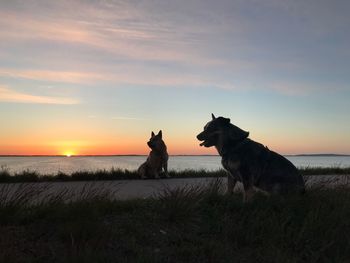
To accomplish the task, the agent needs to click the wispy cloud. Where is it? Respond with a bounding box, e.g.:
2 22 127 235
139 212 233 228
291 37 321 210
0 67 238 89
0 85 79 104
0 68 104 84
0 7 225 66
0 1 310 94
0 0 347 95
268 82 315 96
111 116 148 121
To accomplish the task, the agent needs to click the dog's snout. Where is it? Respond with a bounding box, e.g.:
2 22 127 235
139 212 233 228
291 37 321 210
197 132 205 140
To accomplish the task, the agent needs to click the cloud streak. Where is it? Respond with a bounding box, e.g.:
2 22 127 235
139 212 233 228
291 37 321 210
0 68 104 84
0 67 239 90
111 116 148 121
0 85 79 104
0 7 224 66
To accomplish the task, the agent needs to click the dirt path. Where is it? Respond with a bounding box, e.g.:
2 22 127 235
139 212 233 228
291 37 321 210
0 175 349 202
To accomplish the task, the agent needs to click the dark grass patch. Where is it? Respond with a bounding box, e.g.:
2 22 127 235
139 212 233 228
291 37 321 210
300 166 350 175
0 181 350 262
0 166 349 183
0 168 228 183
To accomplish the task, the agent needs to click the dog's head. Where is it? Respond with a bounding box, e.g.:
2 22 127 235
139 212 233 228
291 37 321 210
147 130 165 150
197 114 249 147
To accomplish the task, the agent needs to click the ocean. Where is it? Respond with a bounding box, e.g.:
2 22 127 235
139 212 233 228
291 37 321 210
1 155 350 175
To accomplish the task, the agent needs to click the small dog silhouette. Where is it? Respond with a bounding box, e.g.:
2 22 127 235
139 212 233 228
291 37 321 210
138 130 169 179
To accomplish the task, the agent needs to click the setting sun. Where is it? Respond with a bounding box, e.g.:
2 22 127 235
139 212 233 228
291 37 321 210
64 151 74 157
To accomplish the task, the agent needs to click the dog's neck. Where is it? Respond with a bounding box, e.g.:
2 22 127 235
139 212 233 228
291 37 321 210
151 148 166 155
150 142 167 155
215 137 248 157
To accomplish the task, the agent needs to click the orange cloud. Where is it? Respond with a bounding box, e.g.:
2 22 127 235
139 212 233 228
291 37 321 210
0 67 238 89
0 68 104 84
0 85 79 104
0 9 225 66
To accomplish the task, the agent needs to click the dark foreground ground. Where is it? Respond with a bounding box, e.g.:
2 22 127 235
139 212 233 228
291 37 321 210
1 179 350 263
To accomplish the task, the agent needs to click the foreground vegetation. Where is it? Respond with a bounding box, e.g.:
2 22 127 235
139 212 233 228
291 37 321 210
0 179 349 262
0 166 349 183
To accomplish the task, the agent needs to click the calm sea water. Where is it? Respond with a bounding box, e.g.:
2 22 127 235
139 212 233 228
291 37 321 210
0 156 350 175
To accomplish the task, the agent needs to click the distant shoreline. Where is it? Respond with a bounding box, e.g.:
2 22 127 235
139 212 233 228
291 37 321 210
0 154 350 157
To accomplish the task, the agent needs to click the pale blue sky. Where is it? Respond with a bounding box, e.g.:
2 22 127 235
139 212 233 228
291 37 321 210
0 0 349 155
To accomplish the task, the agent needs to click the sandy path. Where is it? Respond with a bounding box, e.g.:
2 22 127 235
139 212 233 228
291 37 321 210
0 175 349 202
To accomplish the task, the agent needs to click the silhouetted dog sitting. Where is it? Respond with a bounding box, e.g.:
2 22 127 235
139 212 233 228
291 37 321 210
138 130 169 179
197 114 305 202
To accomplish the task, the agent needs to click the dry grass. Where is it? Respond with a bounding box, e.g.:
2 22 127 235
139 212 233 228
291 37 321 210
0 178 350 262
0 165 349 183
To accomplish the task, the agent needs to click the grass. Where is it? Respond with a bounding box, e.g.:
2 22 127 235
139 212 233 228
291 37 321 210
0 165 349 183
0 179 350 262
299 166 350 175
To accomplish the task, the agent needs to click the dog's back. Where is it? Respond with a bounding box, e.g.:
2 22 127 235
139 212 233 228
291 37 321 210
225 139 305 194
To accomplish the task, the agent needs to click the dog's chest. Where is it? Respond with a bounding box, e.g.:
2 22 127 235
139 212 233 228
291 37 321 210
222 157 240 172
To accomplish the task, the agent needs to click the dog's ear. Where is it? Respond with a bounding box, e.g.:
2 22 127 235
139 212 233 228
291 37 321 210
211 113 216 120
223 117 230 124
217 117 230 125
151 131 155 137
158 130 162 138
229 125 249 141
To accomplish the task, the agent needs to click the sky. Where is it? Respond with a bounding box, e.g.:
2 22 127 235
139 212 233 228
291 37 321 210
0 0 350 155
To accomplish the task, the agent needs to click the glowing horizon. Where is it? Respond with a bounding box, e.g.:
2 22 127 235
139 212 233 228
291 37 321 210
1 129 349 156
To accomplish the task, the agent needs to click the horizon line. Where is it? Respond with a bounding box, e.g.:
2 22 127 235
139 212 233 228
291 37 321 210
0 153 349 157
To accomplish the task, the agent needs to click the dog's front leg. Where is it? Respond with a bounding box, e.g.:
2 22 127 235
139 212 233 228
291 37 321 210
243 187 255 203
227 173 237 194
152 168 160 179
242 179 255 203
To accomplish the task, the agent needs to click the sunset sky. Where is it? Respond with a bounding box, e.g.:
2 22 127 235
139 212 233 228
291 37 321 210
0 0 350 155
